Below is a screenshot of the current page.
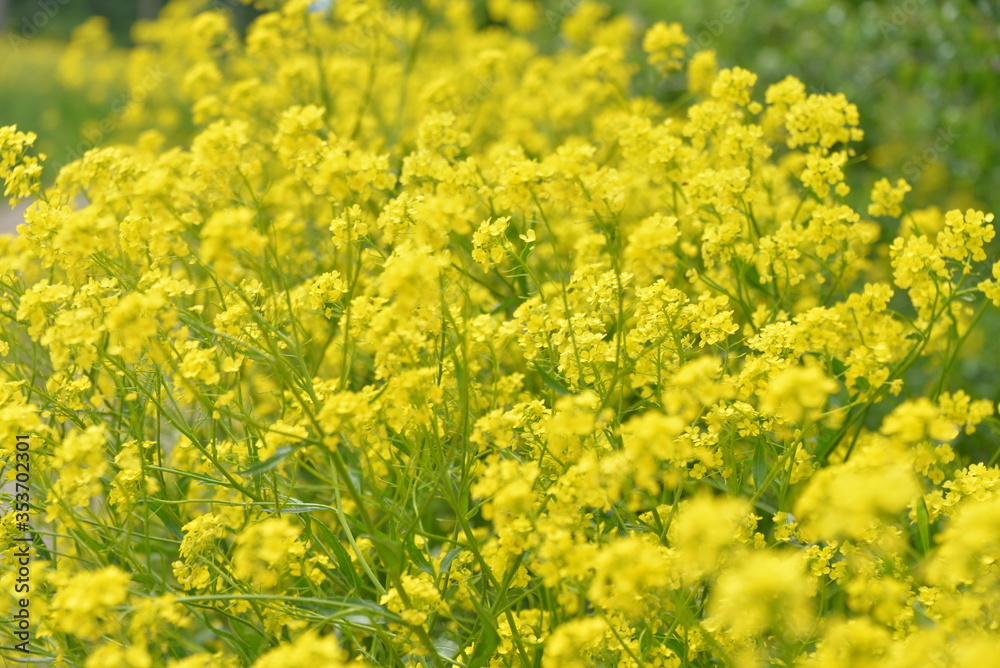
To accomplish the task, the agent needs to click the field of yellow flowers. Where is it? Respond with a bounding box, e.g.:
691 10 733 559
2 0 999 666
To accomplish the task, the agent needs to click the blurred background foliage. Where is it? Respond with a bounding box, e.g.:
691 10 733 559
1 0 997 209
624 0 1000 214
0 0 998 431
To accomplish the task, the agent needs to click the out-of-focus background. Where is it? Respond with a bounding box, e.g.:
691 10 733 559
0 0 998 444
1 0 997 211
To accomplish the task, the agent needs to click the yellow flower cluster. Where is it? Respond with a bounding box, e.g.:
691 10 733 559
1 0 998 665
0 125 44 205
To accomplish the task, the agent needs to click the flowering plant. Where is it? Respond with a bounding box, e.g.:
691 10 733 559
1 1 998 666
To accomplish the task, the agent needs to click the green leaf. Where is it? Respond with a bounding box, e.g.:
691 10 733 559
752 437 767 492
273 504 332 514
370 533 405 575
239 445 298 476
311 520 364 589
466 595 500 668
434 638 460 661
915 495 931 555
534 363 570 396
146 500 184 539
405 534 434 574
232 616 268 659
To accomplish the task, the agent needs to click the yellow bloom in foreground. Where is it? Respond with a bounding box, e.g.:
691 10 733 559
252 630 367 668
167 653 240 668
233 518 307 589
880 398 959 444
542 616 610 668
85 642 152 668
668 494 752 583
50 566 131 641
925 495 1000 590
708 551 814 639
587 535 676 616
794 439 919 541
799 618 892 668
760 363 837 424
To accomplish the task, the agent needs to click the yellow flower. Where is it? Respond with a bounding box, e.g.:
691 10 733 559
380 572 448 626
50 567 131 641
472 216 512 270
708 550 814 638
4 0 1000 662
687 49 718 96
925 495 1000 590
760 363 837 424
643 22 688 74
0 125 45 205
587 535 676 616
867 177 911 217
668 494 753 583
233 518 307 589
794 439 919 541
252 630 367 668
